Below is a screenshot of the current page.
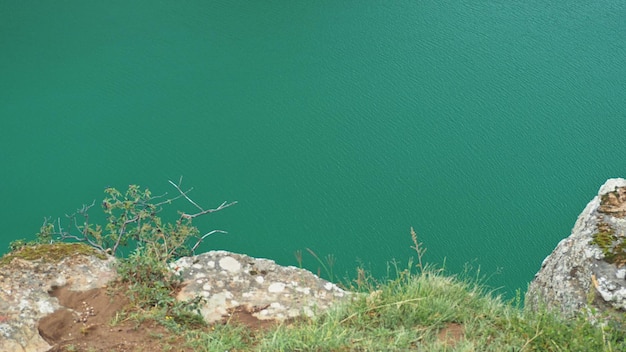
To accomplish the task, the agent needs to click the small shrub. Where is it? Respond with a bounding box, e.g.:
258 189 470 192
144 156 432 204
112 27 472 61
30 178 235 329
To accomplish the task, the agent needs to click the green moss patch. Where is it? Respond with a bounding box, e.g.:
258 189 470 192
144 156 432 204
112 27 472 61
591 222 626 266
0 242 107 267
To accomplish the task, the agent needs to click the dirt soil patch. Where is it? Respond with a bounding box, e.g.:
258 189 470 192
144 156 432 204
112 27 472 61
35 284 466 351
437 322 465 348
37 285 279 352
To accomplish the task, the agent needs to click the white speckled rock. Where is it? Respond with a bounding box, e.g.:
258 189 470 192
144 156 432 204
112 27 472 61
0 253 117 352
218 256 242 273
526 178 626 321
172 251 350 324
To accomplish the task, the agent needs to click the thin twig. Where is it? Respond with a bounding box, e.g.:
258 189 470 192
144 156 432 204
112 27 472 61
168 178 237 219
191 230 227 253
168 178 203 211
181 200 238 220
59 233 105 252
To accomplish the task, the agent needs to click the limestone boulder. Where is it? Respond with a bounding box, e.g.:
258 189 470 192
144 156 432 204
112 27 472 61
526 178 626 321
0 246 116 352
171 250 350 324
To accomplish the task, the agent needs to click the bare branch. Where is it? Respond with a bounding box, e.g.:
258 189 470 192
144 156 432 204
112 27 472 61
168 179 203 211
191 230 227 253
151 188 188 208
57 217 64 236
64 200 97 236
181 200 238 220
168 178 238 219
59 232 105 252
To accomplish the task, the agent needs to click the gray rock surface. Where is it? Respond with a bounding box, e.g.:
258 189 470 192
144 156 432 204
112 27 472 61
0 253 116 352
0 248 349 352
526 178 626 320
171 250 350 324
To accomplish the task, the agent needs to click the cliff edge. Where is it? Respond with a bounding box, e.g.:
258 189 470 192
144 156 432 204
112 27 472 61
526 178 626 322
0 247 348 352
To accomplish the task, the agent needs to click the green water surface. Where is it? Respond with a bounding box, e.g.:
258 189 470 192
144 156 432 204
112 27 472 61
1 0 625 297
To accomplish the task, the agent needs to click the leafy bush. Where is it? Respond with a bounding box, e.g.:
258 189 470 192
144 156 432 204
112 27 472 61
34 178 236 327
38 180 236 262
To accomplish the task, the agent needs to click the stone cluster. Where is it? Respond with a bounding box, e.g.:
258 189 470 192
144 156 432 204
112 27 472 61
171 250 350 324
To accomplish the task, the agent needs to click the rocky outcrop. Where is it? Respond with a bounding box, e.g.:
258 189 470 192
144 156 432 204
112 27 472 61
0 249 116 352
526 178 626 321
171 251 349 324
0 246 349 352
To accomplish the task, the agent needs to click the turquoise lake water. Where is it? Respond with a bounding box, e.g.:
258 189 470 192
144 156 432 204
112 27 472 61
1 1 625 297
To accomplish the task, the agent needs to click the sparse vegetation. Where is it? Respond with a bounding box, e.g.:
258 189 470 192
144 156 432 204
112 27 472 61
21 180 235 333
174 245 626 351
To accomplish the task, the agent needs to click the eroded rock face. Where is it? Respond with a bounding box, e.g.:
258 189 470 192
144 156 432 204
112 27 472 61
171 251 350 324
526 178 626 320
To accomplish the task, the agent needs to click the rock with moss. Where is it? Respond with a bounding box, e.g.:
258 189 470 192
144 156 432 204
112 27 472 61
0 243 116 352
0 243 350 352
526 178 626 322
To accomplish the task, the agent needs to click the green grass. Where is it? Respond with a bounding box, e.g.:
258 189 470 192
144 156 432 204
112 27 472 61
178 261 626 351
178 227 626 351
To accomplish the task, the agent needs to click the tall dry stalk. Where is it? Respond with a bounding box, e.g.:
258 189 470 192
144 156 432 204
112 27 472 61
410 227 426 272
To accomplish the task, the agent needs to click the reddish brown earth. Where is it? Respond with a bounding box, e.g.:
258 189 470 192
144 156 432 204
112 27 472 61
37 285 464 351
37 285 277 352
437 322 465 348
